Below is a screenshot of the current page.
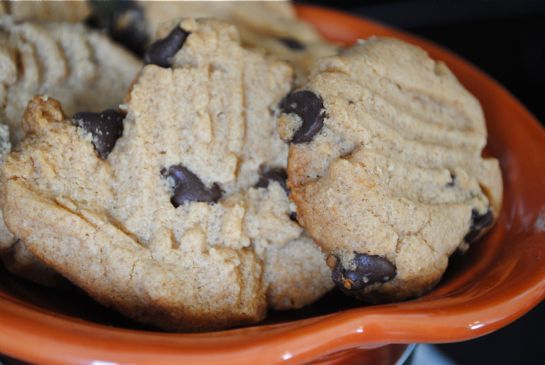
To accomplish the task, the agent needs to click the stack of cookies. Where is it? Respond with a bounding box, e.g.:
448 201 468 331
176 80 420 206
0 1 502 331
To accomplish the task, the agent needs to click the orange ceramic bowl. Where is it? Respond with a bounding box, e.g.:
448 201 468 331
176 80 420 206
1 5 545 365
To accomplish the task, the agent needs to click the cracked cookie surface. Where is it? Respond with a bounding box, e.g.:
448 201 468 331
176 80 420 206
279 37 503 301
1 19 332 331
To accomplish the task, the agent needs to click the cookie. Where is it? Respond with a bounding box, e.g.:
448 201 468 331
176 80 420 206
0 16 142 142
1 19 332 331
146 1 339 84
279 37 503 301
0 16 142 285
88 0 338 83
0 0 90 23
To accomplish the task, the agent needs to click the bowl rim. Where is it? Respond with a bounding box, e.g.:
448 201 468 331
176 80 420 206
1 4 545 365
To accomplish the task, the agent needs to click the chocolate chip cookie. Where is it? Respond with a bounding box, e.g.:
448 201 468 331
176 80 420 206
147 1 339 83
0 16 142 284
0 16 142 142
1 19 332 331
89 0 338 84
279 37 503 301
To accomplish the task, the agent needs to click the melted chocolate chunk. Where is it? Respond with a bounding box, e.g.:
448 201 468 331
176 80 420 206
329 253 396 291
73 110 124 159
255 166 288 194
144 27 189 67
278 37 306 51
280 90 325 144
87 0 149 56
464 208 494 244
162 165 222 207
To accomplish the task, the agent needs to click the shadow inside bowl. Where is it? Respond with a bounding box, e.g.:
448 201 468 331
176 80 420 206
0 239 490 333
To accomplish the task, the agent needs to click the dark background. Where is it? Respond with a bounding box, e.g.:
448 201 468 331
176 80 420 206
295 0 545 364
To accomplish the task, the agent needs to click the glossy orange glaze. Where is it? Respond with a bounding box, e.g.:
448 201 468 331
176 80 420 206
0 5 544 365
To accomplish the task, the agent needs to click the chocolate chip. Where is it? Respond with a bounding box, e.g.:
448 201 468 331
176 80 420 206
330 253 396 291
162 165 222 207
255 166 288 194
278 37 306 51
464 208 494 244
289 211 298 222
280 90 325 144
73 110 124 159
144 27 188 67
87 0 149 56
